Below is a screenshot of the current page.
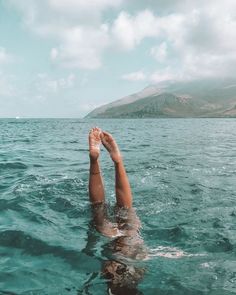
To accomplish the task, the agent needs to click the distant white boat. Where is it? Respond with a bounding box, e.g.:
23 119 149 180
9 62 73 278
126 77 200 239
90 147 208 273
15 116 20 119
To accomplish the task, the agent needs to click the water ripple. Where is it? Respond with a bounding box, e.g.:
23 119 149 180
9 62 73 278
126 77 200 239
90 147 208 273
0 118 235 294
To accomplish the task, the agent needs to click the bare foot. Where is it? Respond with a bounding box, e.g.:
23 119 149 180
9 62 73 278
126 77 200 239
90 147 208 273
100 131 122 163
89 127 102 161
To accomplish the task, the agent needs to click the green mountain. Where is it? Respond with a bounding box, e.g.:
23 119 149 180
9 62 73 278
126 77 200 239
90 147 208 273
86 79 236 118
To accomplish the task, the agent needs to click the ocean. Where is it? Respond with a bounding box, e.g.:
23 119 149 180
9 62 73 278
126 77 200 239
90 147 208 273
0 118 235 294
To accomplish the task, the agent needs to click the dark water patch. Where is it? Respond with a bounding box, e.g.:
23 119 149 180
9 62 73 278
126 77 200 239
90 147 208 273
0 198 20 211
0 162 28 170
33 163 44 167
68 163 81 167
70 120 87 124
212 218 225 229
144 225 188 243
0 230 100 271
0 184 12 191
0 290 18 295
191 187 203 195
48 198 88 219
73 147 88 152
6 121 29 125
12 138 32 143
63 140 79 144
188 183 204 194
17 205 56 225
200 233 234 253
230 210 236 217
48 197 76 213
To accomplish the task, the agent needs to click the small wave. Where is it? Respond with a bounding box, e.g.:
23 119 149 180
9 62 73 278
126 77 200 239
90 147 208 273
143 163 168 170
32 164 44 167
12 138 31 143
7 121 28 125
63 140 78 144
78 148 89 152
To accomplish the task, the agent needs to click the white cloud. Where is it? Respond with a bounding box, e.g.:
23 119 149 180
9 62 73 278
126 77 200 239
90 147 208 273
112 4 236 80
149 69 183 84
51 25 110 69
0 47 13 64
36 73 76 93
6 0 236 78
122 71 146 81
111 10 161 50
150 42 168 62
48 0 123 15
50 48 58 60
7 0 120 69
121 68 183 84
8 0 123 25
0 72 16 96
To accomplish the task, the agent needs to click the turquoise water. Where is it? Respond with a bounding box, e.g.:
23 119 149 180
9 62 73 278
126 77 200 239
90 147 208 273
0 118 235 295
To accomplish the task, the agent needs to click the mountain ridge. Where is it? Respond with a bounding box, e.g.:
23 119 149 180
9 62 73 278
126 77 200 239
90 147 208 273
86 79 236 118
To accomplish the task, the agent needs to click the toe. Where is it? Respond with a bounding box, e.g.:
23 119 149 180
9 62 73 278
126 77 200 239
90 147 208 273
102 131 110 136
100 132 104 140
103 131 113 139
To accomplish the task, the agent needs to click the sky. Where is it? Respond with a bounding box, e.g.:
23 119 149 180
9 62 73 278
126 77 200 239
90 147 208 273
1 0 236 118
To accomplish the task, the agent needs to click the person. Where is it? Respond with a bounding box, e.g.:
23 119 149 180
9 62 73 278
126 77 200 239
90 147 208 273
88 127 146 295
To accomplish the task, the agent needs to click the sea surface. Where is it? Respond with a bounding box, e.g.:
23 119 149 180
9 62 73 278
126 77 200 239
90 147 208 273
0 118 235 295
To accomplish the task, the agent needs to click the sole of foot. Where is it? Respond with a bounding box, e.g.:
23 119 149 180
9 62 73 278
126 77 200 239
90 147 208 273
89 127 102 161
100 131 122 163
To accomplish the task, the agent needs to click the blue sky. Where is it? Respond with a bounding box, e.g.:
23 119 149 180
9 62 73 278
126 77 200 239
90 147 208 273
1 0 236 118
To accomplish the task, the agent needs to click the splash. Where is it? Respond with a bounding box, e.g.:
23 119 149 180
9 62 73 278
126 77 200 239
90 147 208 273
147 246 206 259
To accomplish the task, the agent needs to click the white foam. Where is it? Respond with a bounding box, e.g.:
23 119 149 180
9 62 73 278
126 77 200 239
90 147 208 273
147 246 206 259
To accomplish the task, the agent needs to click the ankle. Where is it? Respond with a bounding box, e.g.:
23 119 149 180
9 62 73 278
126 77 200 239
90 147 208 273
113 156 123 165
89 155 99 163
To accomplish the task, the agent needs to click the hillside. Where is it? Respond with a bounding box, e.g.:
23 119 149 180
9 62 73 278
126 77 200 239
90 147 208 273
86 79 236 118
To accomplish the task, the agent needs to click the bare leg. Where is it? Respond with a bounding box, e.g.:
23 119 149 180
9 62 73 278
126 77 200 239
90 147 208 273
88 128 119 237
101 131 132 208
88 127 105 204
